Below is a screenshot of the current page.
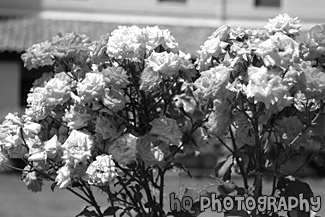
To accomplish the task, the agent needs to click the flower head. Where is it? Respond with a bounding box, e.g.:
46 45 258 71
245 66 293 109
62 130 94 167
77 72 106 103
196 37 228 71
106 26 147 61
144 26 179 54
139 67 162 92
265 13 301 37
255 32 300 69
146 51 181 78
193 65 230 101
86 154 118 185
21 41 54 70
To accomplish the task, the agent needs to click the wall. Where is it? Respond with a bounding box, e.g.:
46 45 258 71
0 61 20 120
0 0 324 23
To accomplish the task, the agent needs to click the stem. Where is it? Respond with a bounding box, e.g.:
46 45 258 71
118 177 144 216
106 185 117 217
228 127 248 189
81 180 104 217
159 168 165 217
252 110 262 217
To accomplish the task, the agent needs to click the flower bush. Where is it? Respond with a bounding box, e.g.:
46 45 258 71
0 14 324 217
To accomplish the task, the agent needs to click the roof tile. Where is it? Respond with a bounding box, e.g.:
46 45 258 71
0 16 215 55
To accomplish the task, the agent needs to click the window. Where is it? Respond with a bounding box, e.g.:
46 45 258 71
255 0 280 7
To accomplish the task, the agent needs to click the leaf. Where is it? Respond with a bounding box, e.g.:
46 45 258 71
277 176 313 217
51 182 57 192
119 206 133 217
76 206 99 217
308 24 325 40
214 155 234 180
103 207 120 216
276 176 313 199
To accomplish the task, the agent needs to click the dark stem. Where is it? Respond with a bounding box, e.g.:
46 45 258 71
228 127 248 189
159 168 166 217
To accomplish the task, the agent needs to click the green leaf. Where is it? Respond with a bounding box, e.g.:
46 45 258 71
76 206 99 217
103 207 120 216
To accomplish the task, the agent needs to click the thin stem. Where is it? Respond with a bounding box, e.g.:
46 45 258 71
159 168 165 217
106 185 117 217
217 136 234 154
82 180 104 217
252 108 262 217
228 127 248 189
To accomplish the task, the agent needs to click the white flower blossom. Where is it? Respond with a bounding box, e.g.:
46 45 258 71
62 130 93 167
86 155 118 185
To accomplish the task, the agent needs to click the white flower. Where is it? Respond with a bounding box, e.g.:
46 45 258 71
0 113 27 159
145 26 179 54
265 13 301 36
255 32 300 69
149 116 182 146
55 164 71 188
44 72 72 106
107 133 138 166
245 66 292 109
106 26 147 61
193 65 230 101
146 51 181 78
196 36 228 71
86 155 118 185
77 72 106 103
23 121 41 135
62 130 93 167
139 67 162 92
44 135 62 159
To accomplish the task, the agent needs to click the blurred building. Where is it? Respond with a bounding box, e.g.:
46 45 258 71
0 0 325 117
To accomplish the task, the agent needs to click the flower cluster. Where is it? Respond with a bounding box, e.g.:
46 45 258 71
0 14 324 217
1 25 198 194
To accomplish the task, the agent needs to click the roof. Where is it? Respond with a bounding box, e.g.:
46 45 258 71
0 16 216 55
